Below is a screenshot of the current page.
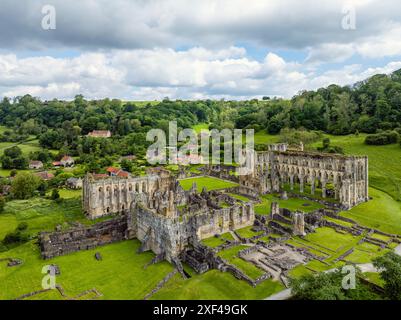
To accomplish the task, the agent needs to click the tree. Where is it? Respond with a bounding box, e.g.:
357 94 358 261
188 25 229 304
10 172 41 199
50 189 60 200
0 196 5 213
120 159 133 172
290 267 378 300
373 252 401 300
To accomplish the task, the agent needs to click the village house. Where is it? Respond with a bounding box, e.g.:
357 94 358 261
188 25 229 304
87 130 112 138
66 177 83 189
29 160 43 170
106 167 130 178
35 171 55 181
61 156 75 167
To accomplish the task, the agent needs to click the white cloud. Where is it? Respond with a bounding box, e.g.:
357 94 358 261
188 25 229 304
1 47 400 100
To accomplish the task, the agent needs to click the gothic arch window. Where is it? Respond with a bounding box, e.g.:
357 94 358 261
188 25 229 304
98 187 103 192
135 183 139 192
129 184 132 191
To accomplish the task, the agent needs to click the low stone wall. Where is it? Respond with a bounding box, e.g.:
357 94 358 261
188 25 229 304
226 186 259 200
39 216 128 259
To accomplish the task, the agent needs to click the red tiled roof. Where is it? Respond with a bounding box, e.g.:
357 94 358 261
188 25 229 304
29 160 43 165
61 156 73 161
35 171 55 180
106 167 119 173
52 161 62 166
88 130 111 137
116 170 129 178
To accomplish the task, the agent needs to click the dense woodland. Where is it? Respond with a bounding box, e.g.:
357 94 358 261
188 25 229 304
1 68 401 168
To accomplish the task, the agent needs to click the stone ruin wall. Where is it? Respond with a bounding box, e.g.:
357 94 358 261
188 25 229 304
191 203 255 240
39 216 128 259
241 144 369 209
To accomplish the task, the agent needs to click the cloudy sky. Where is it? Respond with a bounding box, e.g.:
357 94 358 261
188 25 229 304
1 0 401 100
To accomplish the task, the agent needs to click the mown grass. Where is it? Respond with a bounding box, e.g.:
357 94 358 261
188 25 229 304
235 226 263 239
0 240 174 300
217 245 264 279
179 176 238 192
254 194 324 215
340 188 401 235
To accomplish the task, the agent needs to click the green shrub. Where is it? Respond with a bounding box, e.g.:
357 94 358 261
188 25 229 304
3 231 29 245
17 222 28 231
0 196 5 213
365 131 399 145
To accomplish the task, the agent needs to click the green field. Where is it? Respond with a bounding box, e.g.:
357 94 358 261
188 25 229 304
340 188 401 235
152 270 284 300
255 194 324 215
192 123 210 133
179 176 239 192
0 240 174 300
217 245 265 279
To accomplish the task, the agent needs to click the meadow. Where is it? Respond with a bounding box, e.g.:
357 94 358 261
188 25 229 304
179 176 239 192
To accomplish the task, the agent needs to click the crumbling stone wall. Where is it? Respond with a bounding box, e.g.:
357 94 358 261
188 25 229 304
39 216 128 259
241 145 369 209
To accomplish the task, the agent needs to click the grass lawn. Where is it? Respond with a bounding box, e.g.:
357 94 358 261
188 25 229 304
0 240 174 300
152 270 284 300
201 236 225 248
235 226 263 239
344 242 389 264
253 131 280 145
254 194 324 215
228 193 251 202
340 188 401 235
363 272 384 288
303 227 358 252
217 245 264 279
325 216 354 228
0 193 105 242
370 233 392 242
179 176 239 192
192 123 210 134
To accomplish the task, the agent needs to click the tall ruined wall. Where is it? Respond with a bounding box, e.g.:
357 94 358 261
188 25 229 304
191 203 255 240
132 206 189 261
83 173 183 219
39 216 128 259
242 147 369 209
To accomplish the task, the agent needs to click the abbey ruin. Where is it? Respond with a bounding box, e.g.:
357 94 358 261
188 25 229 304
40 144 369 275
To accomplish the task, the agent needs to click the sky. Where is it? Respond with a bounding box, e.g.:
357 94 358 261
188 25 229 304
1 0 401 100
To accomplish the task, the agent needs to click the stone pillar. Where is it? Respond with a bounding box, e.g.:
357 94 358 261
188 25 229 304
321 180 326 198
299 176 304 193
310 177 315 195
290 175 294 191
364 157 369 201
270 202 279 220
293 212 306 236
